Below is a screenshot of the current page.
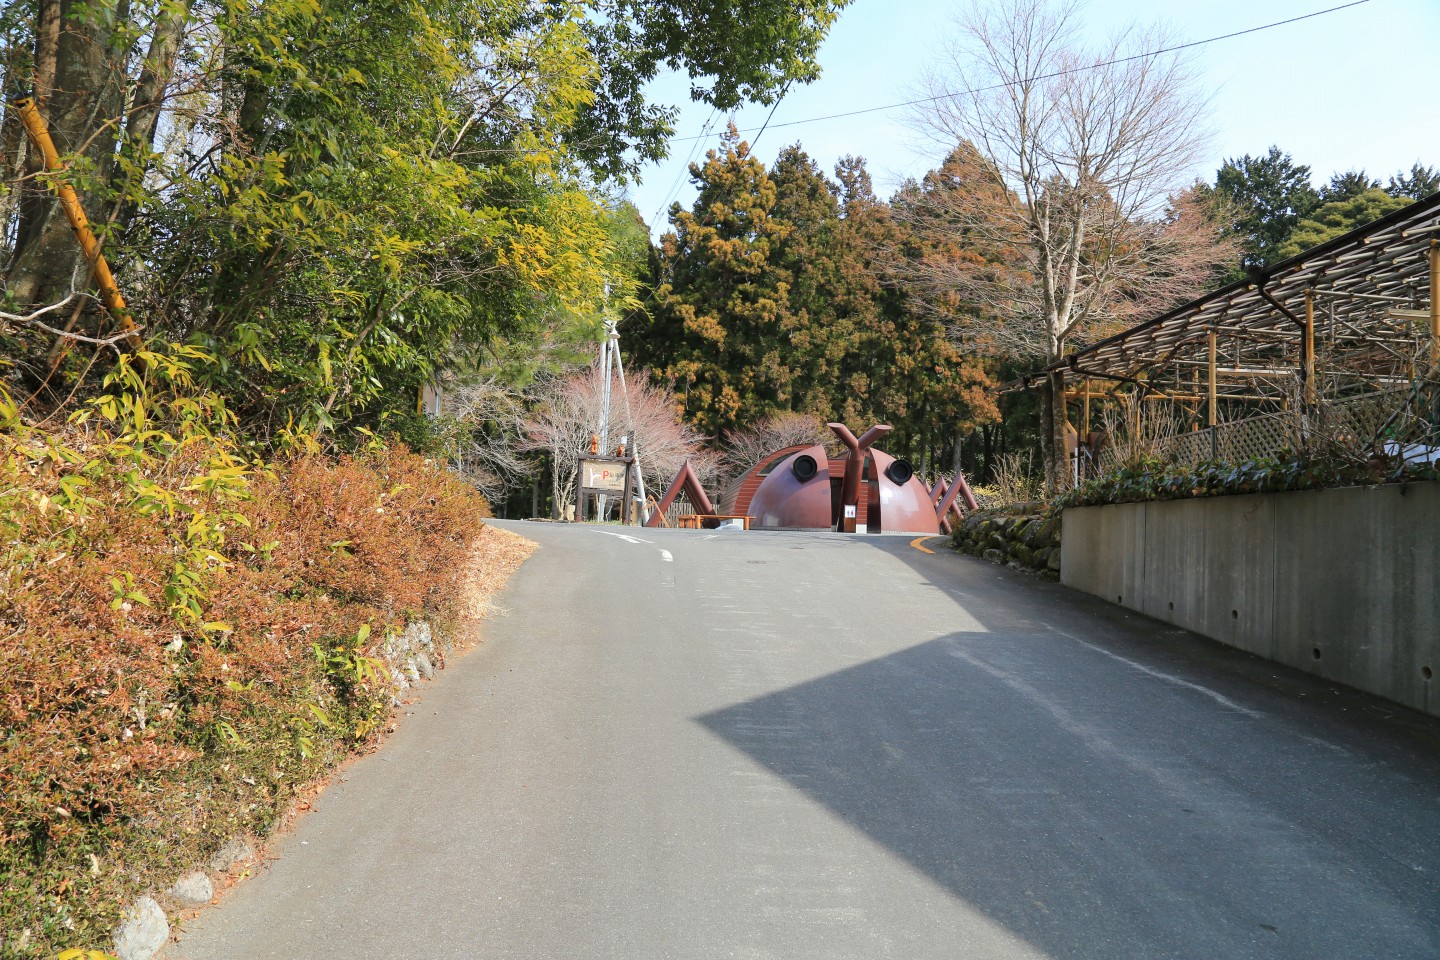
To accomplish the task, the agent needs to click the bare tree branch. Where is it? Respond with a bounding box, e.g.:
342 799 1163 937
896 0 1233 488
520 361 708 518
0 293 144 348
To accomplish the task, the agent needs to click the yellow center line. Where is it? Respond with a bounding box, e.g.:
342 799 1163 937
909 536 937 554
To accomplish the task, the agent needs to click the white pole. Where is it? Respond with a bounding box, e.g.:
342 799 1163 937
612 344 649 523
596 322 618 519
599 321 616 454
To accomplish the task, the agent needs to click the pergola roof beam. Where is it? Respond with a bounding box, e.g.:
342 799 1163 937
1030 190 1440 396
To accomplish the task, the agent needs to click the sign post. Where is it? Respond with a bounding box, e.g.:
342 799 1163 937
575 457 636 523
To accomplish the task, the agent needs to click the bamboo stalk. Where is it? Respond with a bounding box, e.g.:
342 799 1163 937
14 97 140 350
1303 288 1316 405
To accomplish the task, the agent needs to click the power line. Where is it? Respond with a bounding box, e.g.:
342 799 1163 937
747 79 794 152
624 0 1372 328
650 107 720 226
668 0 1373 143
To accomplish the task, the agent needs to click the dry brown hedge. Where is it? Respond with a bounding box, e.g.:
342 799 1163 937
1 377 509 957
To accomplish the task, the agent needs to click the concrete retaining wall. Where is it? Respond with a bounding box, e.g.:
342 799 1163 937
1061 482 1440 716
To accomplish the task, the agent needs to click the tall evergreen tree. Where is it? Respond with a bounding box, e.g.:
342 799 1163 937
1319 170 1381 204
1387 163 1440 201
1208 146 1320 275
832 154 996 472
768 145 846 417
646 124 799 436
638 138 997 465
1276 188 1412 260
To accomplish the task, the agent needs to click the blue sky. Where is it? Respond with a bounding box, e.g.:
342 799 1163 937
623 0 1440 236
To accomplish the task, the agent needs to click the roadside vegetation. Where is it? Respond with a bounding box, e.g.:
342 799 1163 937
1058 456 1440 511
0 351 534 955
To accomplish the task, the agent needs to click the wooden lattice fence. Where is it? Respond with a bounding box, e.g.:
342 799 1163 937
1156 387 1437 467
1094 385 1434 472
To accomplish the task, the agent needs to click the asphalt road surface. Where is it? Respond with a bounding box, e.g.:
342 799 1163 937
171 521 1440 960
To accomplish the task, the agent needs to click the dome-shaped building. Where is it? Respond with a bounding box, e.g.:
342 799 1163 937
720 424 940 535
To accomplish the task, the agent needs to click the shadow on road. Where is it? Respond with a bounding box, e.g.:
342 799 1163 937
697 542 1440 960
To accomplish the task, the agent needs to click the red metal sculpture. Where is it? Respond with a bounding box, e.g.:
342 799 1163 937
747 445 835 529
738 424 944 534
649 422 975 534
645 460 715 527
829 423 889 532
867 447 941 535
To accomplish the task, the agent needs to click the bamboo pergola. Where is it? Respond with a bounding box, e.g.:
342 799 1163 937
1027 191 1440 451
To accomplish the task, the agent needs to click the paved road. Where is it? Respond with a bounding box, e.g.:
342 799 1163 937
172 521 1440 960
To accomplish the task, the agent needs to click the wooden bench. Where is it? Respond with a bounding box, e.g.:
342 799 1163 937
677 514 753 530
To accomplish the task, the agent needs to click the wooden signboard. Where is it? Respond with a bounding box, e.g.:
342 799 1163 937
579 459 628 493
575 456 635 522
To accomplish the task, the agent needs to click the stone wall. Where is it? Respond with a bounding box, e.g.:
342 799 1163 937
952 506 1061 579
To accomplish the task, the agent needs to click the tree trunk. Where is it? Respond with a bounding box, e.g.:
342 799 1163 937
7 0 127 308
124 0 192 152
550 455 561 520
110 0 194 231
1039 376 1056 490
1045 369 1069 494
0 37 30 228
981 422 994 482
32 0 61 101
920 416 931 480
0 100 21 223
8 0 62 277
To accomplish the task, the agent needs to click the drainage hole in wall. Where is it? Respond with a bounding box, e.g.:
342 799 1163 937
1168 602 1174 612
1424 666 1434 681
1117 595 1123 604
1312 647 1322 661
1231 609 1239 620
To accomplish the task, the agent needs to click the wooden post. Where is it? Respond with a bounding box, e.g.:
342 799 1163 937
1080 378 1091 439
1303 288 1317 405
1207 330 1218 426
1207 328 1218 460
1430 239 1439 369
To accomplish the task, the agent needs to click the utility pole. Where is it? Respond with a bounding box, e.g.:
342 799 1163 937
595 321 649 522
599 320 618 455
595 322 617 517
614 343 649 523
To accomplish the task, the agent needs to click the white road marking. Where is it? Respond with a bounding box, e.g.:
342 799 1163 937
1047 626 1266 719
659 550 673 563
597 532 653 545
1051 626 1349 754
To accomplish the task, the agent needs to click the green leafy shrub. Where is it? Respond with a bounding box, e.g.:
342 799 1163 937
1056 455 1439 511
0 352 497 957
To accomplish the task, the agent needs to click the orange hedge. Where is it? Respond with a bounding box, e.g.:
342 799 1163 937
1 394 492 956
